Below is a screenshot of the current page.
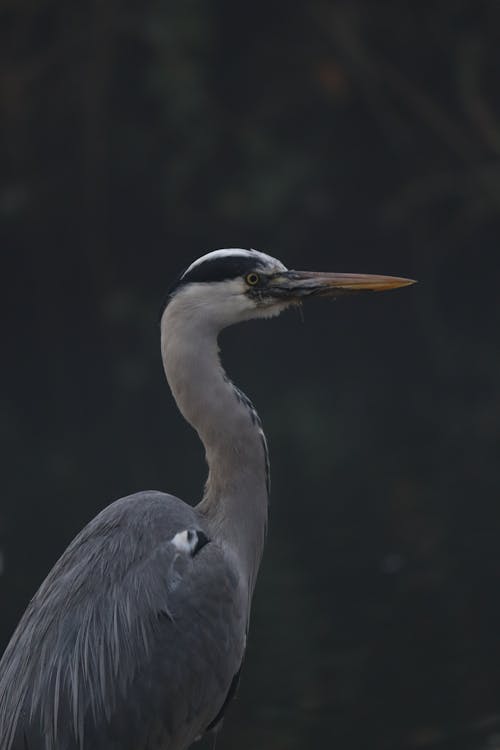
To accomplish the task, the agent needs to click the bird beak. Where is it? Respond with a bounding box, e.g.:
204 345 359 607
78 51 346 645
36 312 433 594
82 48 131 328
267 270 416 299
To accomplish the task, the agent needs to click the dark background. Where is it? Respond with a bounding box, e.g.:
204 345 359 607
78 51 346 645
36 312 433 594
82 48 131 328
1 2 500 748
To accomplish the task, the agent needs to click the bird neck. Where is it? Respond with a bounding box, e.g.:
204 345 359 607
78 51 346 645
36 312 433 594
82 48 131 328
161 307 269 594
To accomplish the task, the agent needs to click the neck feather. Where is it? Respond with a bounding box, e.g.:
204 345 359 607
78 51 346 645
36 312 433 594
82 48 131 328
160 303 269 591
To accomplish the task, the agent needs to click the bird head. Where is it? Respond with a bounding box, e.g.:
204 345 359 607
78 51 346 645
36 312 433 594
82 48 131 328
162 248 415 330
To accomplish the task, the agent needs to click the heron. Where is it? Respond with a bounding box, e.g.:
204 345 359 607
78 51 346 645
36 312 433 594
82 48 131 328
0 248 414 750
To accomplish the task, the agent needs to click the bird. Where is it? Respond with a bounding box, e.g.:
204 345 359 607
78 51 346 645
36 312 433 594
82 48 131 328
0 248 414 750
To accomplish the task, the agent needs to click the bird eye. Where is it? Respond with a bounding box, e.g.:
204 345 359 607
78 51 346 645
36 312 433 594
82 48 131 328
245 272 260 286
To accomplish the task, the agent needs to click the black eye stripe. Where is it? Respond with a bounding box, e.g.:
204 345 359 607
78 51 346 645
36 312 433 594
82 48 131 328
160 255 268 319
181 256 264 285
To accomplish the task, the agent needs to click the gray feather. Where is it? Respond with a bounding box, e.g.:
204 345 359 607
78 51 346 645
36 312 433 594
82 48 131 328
0 492 245 750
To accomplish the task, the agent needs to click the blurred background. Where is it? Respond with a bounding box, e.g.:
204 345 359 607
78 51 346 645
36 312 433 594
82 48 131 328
1 1 500 748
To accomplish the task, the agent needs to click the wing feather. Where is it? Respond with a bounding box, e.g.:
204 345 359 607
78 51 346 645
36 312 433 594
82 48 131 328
0 492 245 750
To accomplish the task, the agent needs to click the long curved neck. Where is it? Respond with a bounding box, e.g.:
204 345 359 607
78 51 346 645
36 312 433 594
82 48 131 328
161 304 269 594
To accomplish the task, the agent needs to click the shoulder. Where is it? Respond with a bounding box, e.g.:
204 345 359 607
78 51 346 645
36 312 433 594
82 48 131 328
87 490 199 531
61 491 201 562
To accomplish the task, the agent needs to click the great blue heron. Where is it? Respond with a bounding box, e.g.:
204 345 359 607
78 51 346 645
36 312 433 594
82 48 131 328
0 249 414 750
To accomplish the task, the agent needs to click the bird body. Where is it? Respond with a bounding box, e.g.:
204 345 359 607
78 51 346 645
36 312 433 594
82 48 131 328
0 249 414 750
0 491 245 749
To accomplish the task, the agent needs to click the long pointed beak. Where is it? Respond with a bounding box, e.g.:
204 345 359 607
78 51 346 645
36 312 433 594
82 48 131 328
268 270 416 299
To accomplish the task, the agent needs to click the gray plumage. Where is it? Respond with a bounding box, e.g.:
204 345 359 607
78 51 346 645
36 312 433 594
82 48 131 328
0 494 243 750
0 249 414 750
